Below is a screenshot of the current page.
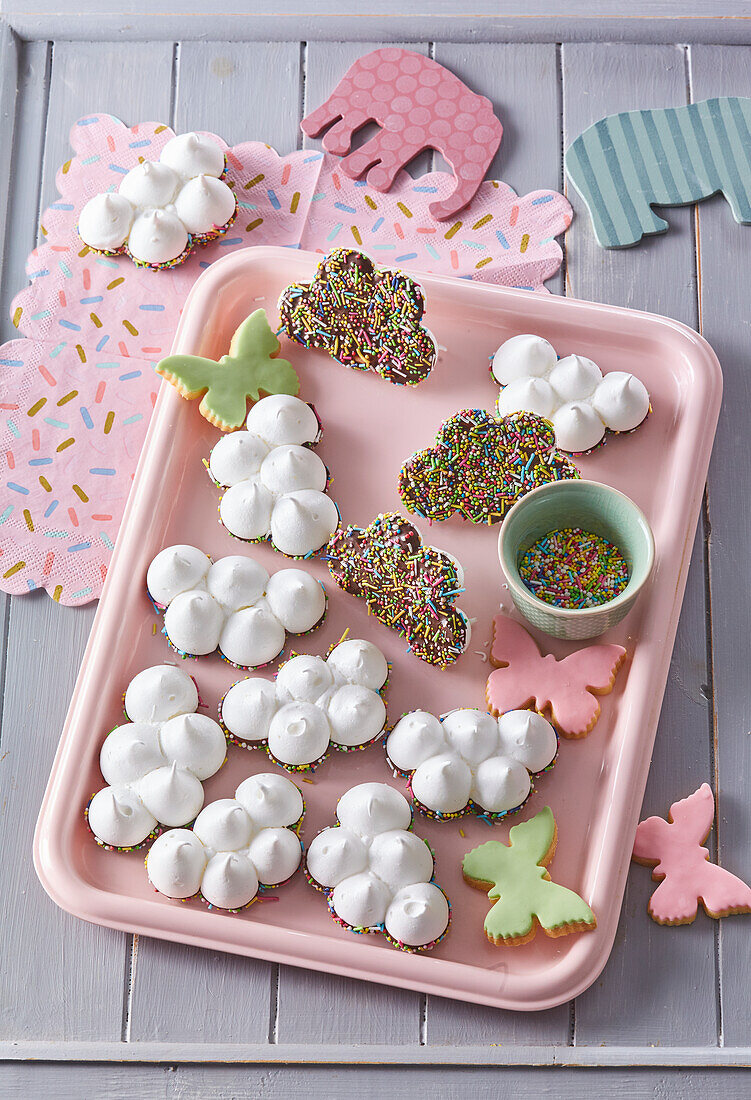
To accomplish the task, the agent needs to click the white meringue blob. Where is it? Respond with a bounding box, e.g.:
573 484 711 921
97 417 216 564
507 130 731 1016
491 335 650 451
77 131 235 265
306 782 449 949
160 131 226 180
146 773 303 910
119 160 179 208
88 665 226 849
209 395 339 557
174 173 236 236
386 707 557 818
147 544 326 668
219 637 388 770
492 334 557 384
77 192 133 253
127 209 188 266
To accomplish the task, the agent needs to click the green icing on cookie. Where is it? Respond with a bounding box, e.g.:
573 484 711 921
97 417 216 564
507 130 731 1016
462 807 595 943
156 309 299 430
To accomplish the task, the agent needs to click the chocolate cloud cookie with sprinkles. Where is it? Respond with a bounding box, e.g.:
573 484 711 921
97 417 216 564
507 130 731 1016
326 512 470 667
399 409 580 525
277 248 437 385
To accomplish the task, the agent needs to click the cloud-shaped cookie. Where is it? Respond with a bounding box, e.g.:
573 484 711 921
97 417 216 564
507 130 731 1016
398 409 580 524
146 772 304 911
219 638 389 771
277 248 437 385
147 545 326 670
306 782 450 951
86 665 227 850
77 131 237 269
492 334 651 453
326 512 470 668
386 708 557 820
207 394 340 558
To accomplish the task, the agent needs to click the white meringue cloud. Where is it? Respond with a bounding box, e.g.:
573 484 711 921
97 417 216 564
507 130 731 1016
492 334 650 453
208 394 340 558
306 782 450 950
77 131 237 268
220 638 388 771
386 708 557 819
147 544 327 669
87 665 227 849
146 772 304 910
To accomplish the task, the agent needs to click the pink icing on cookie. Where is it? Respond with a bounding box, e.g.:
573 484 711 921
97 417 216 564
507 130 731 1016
632 783 751 925
485 613 625 739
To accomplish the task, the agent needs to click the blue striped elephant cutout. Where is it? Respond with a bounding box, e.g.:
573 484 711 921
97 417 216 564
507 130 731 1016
565 97 751 248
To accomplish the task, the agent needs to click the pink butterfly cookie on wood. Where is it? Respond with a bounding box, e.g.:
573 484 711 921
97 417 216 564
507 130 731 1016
485 613 626 739
632 783 751 926
301 47 503 221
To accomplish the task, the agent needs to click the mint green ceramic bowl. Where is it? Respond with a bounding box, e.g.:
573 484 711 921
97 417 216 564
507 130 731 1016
497 480 655 640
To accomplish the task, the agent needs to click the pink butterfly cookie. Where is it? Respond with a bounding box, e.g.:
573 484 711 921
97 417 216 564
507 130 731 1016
485 613 625 739
632 783 751 926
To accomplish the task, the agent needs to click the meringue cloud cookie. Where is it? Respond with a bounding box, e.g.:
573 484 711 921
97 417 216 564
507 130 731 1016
147 544 326 669
86 665 226 850
306 782 450 951
386 708 557 820
492 335 651 452
77 130 237 269
219 638 389 771
146 772 304 911
208 394 340 558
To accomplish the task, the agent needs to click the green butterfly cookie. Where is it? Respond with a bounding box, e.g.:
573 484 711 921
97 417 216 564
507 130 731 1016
156 308 299 430
462 806 596 946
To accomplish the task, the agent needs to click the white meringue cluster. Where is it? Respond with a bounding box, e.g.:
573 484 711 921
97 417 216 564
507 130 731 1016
220 638 389 771
492 334 651 453
78 132 237 268
147 544 326 669
386 709 557 819
146 773 304 911
87 665 227 849
208 394 340 558
306 783 450 950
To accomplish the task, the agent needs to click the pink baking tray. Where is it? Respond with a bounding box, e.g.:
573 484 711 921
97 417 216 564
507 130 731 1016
34 246 722 1012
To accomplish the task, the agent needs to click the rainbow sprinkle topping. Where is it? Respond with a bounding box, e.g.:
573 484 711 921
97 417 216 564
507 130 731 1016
277 247 436 385
519 527 630 609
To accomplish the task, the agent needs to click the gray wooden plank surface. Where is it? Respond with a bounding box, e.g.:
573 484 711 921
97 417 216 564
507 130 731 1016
426 39 569 1048
0 17 748 1074
0 38 174 1042
3 1062 751 1100
126 40 305 1046
6 1 751 47
690 43 751 1050
281 35 430 1045
562 41 717 1047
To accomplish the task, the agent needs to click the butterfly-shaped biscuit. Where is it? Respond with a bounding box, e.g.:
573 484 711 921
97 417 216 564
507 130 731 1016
463 806 596 946
632 783 751 925
485 613 625 738
156 308 299 430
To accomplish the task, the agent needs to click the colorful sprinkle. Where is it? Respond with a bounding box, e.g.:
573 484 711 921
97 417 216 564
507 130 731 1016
399 410 580 525
518 528 630 609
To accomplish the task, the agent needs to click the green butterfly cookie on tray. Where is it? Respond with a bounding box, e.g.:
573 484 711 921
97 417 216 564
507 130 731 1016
157 308 299 430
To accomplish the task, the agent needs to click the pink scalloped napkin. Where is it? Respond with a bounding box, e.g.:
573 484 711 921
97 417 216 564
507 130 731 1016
301 155 571 291
1 115 571 605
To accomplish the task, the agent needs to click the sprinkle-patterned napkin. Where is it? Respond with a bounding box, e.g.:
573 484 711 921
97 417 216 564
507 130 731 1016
0 115 571 604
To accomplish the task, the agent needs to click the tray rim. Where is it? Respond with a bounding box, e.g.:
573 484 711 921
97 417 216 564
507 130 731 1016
33 245 723 1012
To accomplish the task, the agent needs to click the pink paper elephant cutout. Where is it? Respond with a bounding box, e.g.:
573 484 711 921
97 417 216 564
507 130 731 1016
301 47 503 221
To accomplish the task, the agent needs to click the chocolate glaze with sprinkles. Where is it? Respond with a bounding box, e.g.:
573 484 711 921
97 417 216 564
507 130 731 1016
277 247 436 385
326 511 470 668
398 409 580 525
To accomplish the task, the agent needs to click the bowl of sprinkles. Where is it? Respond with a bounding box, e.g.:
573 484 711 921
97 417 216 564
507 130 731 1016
498 480 654 640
